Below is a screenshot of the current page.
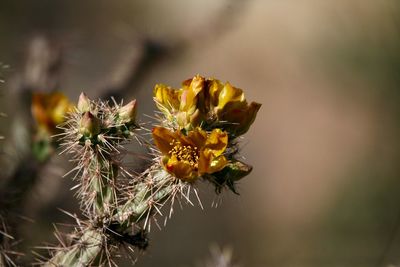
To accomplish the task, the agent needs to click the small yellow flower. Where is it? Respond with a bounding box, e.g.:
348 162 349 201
152 126 228 181
154 84 182 114
211 81 262 136
180 75 204 113
153 75 261 136
31 91 73 134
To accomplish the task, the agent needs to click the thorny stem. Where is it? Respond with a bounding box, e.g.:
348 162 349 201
43 167 177 266
43 229 103 267
85 152 118 216
116 168 173 226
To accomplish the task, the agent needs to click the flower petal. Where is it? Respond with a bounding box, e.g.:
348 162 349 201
217 82 245 111
180 75 204 112
207 78 224 107
165 156 195 180
204 129 228 157
185 127 208 149
153 84 181 112
51 92 73 124
210 155 228 173
32 91 73 133
198 149 228 175
220 101 261 136
152 127 176 155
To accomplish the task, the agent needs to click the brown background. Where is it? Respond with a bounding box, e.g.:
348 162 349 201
1 1 400 266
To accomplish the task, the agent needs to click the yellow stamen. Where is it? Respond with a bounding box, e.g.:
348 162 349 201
168 140 199 169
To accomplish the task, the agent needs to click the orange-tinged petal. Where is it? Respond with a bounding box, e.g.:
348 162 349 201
166 156 195 180
220 101 261 136
186 127 208 148
198 149 212 174
32 91 73 133
152 127 176 155
51 93 73 124
217 83 245 110
208 78 224 107
198 150 228 175
176 132 196 148
32 93 48 127
204 129 228 157
180 75 204 112
238 102 262 134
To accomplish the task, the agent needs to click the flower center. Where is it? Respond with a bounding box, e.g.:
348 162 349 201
169 140 199 169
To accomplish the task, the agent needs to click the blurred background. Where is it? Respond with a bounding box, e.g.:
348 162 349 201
1 0 400 266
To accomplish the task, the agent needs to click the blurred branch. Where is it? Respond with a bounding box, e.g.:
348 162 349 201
0 36 63 198
99 0 251 102
0 36 63 265
99 39 168 101
20 37 62 93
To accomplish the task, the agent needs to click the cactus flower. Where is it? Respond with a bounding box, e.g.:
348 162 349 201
152 126 228 181
153 75 261 136
31 91 73 134
212 82 262 136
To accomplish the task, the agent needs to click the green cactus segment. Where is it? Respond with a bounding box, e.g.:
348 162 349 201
116 168 173 227
44 229 103 267
64 95 138 217
88 157 118 215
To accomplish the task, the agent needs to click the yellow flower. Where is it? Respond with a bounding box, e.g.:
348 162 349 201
212 81 262 136
154 79 202 129
152 126 228 181
153 75 261 136
31 91 73 134
154 84 181 114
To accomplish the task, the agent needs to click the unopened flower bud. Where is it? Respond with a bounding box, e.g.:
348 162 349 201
225 160 253 181
79 111 100 137
77 92 91 112
118 99 137 124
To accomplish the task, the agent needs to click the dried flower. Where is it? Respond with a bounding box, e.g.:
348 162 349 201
152 126 228 181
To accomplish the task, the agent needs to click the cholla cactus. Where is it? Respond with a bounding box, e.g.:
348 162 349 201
57 93 138 216
41 75 260 266
43 93 143 266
